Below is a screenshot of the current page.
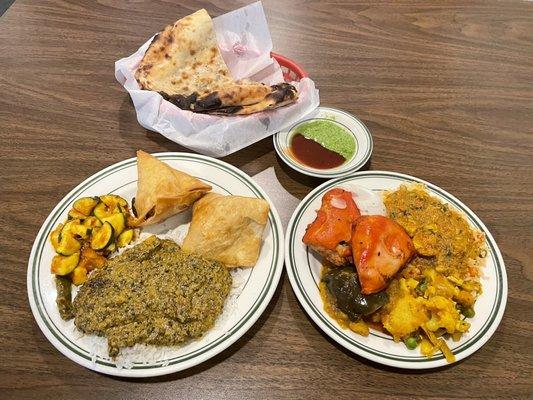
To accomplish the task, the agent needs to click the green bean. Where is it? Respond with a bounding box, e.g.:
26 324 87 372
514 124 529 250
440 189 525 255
55 276 74 320
462 307 475 318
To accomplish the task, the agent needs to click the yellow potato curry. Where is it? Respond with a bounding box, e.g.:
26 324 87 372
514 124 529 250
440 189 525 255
381 184 485 358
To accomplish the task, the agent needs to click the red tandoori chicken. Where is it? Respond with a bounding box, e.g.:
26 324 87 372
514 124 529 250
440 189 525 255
352 215 415 294
302 188 361 266
303 188 414 294
306 184 483 363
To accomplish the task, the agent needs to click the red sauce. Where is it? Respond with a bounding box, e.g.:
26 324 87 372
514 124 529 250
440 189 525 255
290 134 345 169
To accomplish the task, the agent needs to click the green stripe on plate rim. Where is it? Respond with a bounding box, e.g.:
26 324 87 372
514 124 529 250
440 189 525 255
273 109 373 177
30 153 281 370
288 171 504 363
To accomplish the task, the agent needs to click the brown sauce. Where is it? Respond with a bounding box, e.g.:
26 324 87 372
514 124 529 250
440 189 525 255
290 134 345 169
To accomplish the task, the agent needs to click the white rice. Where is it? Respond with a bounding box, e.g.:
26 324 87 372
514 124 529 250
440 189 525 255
69 226 250 369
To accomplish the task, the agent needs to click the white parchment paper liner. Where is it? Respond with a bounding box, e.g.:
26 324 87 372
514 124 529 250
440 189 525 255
252 167 300 229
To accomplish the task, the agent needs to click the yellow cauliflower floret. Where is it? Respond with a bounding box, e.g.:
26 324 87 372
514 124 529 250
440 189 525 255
423 268 437 281
425 295 461 334
382 279 429 340
406 278 419 290
454 289 475 307
447 275 463 286
420 338 436 357
429 273 457 298
456 320 470 333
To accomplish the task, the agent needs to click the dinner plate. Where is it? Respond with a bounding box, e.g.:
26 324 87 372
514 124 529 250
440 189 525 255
273 107 373 178
27 152 285 377
285 171 507 369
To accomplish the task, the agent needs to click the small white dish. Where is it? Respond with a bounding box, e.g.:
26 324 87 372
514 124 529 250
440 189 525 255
273 107 373 178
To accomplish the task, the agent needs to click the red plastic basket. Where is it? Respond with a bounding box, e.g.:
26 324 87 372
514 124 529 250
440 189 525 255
271 52 308 82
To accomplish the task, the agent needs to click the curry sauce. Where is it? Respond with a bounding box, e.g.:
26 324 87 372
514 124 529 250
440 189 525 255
378 184 485 358
384 184 486 282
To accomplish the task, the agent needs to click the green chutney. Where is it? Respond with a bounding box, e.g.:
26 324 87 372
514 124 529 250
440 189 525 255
295 120 356 160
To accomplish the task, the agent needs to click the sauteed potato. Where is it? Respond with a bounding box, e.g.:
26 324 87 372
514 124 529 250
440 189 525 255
375 184 485 361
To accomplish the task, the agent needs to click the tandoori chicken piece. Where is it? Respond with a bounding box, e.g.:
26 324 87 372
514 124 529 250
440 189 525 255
352 215 415 294
303 188 361 266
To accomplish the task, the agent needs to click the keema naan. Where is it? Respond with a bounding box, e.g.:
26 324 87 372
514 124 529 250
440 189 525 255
182 193 270 267
132 150 211 226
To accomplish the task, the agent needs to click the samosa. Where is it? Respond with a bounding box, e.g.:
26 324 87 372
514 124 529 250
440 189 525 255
132 150 211 226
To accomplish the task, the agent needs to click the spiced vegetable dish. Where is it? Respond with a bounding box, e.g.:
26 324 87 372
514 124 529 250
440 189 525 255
308 184 486 362
377 184 485 358
73 236 232 357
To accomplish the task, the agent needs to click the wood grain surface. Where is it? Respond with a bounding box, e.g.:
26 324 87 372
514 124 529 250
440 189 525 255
1 1 532 399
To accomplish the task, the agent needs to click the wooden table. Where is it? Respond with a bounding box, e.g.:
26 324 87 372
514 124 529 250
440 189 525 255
1 1 532 398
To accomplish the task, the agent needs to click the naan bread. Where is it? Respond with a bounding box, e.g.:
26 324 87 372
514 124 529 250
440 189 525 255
132 150 211 226
182 193 270 267
201 83 298 115
134 9 298 115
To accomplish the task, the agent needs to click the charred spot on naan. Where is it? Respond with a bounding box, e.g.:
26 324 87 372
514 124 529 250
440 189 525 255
192 92 223 111
201 83 299 115
161 92 199 110
267 83 298 103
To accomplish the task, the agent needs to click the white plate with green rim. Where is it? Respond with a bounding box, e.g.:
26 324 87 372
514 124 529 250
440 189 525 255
273 106 373 178
285 171 507 369
27 152 285 378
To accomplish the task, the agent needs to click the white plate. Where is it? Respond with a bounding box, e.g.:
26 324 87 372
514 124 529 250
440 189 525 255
285 171 507 369
27 152 284 377
273 107 373 178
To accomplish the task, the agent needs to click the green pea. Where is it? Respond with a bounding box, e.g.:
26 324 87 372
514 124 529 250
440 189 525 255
404 336 419 350
416 281 428 295
462 307 475 318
